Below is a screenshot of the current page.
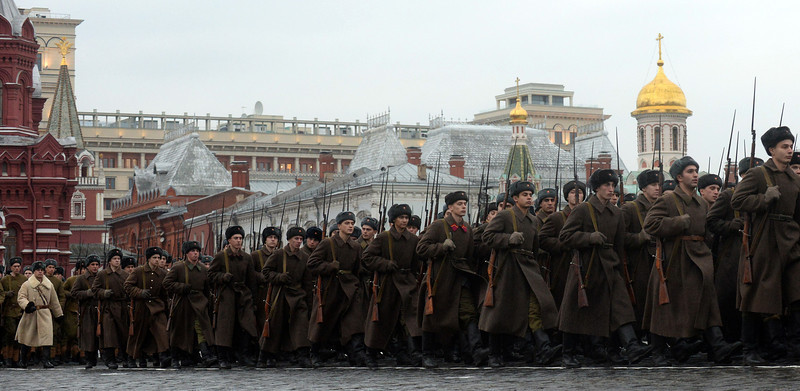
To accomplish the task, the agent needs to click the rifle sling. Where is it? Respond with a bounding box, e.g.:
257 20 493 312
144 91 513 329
430 219 451 297
583 203 600 286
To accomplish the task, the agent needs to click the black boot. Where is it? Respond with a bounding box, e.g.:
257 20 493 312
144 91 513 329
487 334 504 368
85 350 97 369
41 346 54 369
310 343 323 368
561 333 581 368
159 350 172 368
585 335 609 365
171 348 182 369
421 332 438 368
466 321 489 366
138 356 148 368
391 335 412 366
102 348 118 370
788 311 800 358
17 345 30 368
741 314 767 366
125 353 136 369
532 329 562 366
616 323 653 364
234 345 256 367
296 347 312 368
364 348 379 368
256 350 268 368
649 334 671 367
217 347 232 369
670 338 704 363
705 326 743 364
347 334 369 367
408 336 423 367
198 342 218 367
763 317 788 361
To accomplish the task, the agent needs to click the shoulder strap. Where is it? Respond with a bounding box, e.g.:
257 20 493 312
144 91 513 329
633 202 645 227
141 266 146 290
387 232 394 262
256 251 264 269
509 209 518 233
586 203 599 232
670 193 685 215
282 250 287 273
329 238 337 263
184 262 189 284
223 250 230 273
761 165 774 187
442 219 452 240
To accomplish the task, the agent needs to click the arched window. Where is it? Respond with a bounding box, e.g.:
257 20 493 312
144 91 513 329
638 128 645 152
672 126 679 151
71 191 86 219
653 127 661 150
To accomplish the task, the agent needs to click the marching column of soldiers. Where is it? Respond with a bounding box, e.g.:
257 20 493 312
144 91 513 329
3 126 800 369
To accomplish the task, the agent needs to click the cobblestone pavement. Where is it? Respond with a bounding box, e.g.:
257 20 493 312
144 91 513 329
3 364 799 390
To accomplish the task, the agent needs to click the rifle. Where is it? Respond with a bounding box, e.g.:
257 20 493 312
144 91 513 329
722 111 736 189
278 198 287 232
572 250 589 308
587 142 595 195
262 284 274 337
128 298 135 336
96 301 102 337
742 78 757 285
295 199 301 228
780 102 785 126
423 168 431 227
217 197 226 252
615 128 624 206
371 271 380 321
475 167 485 226
485 138 518 307
251 198 257 251
655 125 669 305
734 132 740 185
717 148 725 178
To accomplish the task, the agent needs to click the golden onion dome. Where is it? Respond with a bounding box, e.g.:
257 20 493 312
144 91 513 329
632 59 692 116
509 98 528 124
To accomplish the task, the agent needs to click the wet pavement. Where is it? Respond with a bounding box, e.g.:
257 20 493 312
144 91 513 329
3 364 798 390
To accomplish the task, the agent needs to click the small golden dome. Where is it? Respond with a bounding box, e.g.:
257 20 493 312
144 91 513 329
632 61 692 116
509 98 528 124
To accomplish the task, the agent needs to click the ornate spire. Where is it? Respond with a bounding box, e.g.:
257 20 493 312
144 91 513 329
47 50 83 148
509 77 528 125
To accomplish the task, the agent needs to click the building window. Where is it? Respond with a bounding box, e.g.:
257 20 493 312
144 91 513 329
105 177 116 189
653 127 661 150
104 198 114 211
552 96 564 106
71 191 86 219
638 128 645 152
1 161 6 176
102 157 116 168
20 162 26 176
553 131 562 145
672 126 679 151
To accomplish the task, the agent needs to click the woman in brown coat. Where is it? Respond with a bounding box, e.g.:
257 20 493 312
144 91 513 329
258 227 313 368
307 212 368 367
559 170 651 368
163 241 217 368
644 157 742 365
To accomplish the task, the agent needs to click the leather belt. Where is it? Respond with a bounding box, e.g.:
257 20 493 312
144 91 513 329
511 249 535 257
768 213 793 222
36 305 49 310
681 235 705 241
337 270 352 275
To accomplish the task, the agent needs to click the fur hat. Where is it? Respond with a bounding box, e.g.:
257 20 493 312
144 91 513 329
623 193 636 202
388 204 412 223
225 225 245 240
201 255 213 264
761 126 794 156
361 217 378 230
637 169 661 190
409 215 422 229
85 254 101 266
182 241 202 255
445 191 469 206
8 257 22 267
32 261 45 272
510 181 535 197
55 266 64 275
536 188 557 206
589 169 619 191
306 227 323 242
262 226 281 243
738 157 765 176
44 258 57 267
336 211 356 225
562 180 586 199
662 180 677 191
669 156 699 180
698 174 723 190
351 226 362 240
121 256 137 269
791 152 800 166
146 247 162 260
286 227 305 240
106 248 123 263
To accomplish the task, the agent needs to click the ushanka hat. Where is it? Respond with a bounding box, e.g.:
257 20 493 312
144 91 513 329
589 169 619 191
761 126 794 155
225 226 245 240
669 156 699 180
388 204 412 222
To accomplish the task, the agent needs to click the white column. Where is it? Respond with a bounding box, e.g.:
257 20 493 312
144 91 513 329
294 157 300 173
251 156 257 171
336 159 342 173
273 156 278 171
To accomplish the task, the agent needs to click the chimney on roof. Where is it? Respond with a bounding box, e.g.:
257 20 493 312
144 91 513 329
406 146 422 166
296 177 302 187
584 152 612 180
449 154 465 179
231 161 250 190
319 151 335 182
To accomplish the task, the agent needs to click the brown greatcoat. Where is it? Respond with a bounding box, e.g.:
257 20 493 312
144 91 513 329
620 193 656 329
251 245 276 333
307 234 367 345
91 267 129 349
208 247 261 347
124 262 169 357
164 260 215 353
417 215 480 334
2 274 27 318
479 206 559 337
706 188 743 340
559 195 635 337
70 270 98 352
534 209 554 287
260 245 313 353
363 226 422 350
539 205 574 309
643 186 722 338
61 275 80 344
730 159 800 314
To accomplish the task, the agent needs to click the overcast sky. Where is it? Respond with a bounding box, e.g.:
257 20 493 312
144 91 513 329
20 0 798 172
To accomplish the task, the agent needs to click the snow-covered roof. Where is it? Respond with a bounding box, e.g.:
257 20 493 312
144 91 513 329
347 124 408 173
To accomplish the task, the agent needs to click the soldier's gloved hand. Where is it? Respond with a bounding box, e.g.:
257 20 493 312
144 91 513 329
730 218 744 232
85 289 94 297
221 273 234 284
678 214 691 230
140 289 151 299
182 285 193 294
637 230 651 243
509 232 525 245
25 301 36 313
103 289 113 299
442 238 456 252
765 185 781 203
385 262 398 273
277 273 293 284
589 232 607 245
330 260 340 272
55 315 64 322
4 290 13 298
